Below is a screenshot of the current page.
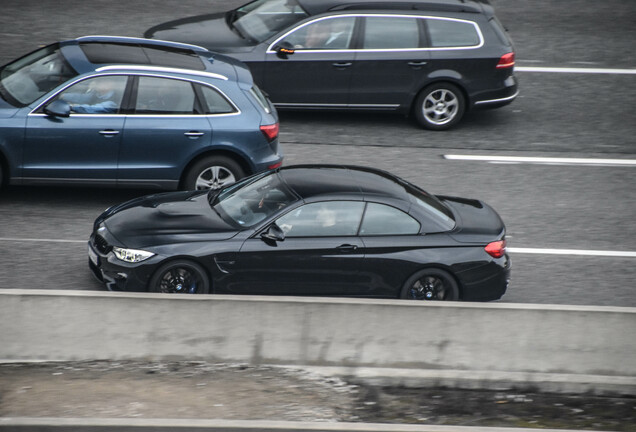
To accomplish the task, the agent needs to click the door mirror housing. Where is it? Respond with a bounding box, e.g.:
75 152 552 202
261 223 285 243
43 100 71 118
275 42 295 59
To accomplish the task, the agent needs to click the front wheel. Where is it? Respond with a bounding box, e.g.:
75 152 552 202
414 83 466 131
400 268 460 301
149 260 210 294
183 155 245 190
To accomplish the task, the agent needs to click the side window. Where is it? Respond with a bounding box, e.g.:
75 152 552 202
426 18 481 48
198 85 236 114
281 17 356 50
277 201 364 237
58 75 127 114
135 76 196 114
363 16 420 49
360 203 420 236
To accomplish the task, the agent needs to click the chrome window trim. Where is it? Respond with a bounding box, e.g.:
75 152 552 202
29 72 240 117
275 102 400 108
266 14 484 54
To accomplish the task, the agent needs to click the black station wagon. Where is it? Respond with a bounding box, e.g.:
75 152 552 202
146 0 518 130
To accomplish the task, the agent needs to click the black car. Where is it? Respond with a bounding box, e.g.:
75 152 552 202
145 0 518 130
88 165 510 301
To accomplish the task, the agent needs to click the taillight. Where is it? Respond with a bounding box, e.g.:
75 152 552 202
260 123 279 142
496 52 515 69
485 240 507 258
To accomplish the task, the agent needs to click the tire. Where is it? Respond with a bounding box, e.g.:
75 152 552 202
149 260 210 294
400 268 460 301
183 155 245 191
414 83 466 131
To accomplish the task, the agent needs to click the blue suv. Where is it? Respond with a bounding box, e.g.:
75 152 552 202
0 36 283 190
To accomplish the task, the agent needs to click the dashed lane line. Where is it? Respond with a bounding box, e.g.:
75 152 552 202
516 66 636 75
443 155 636 166
1 238 635 258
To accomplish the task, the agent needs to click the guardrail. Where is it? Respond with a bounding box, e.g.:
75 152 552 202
1 290 635 395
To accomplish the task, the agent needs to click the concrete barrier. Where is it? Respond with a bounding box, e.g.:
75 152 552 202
1 290 635 394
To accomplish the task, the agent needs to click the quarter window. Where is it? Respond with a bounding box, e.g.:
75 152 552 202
426 18 481 48
135 76 196 114
199 85 236 114
363 17 420 49
281 17 356 50
277 201 364 237
360 203 420 235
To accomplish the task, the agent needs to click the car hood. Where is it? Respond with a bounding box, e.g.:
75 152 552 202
438 196 506 243
99 191 239 249
144 13 256 53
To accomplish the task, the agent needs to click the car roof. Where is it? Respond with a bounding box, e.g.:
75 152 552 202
58 36 253 86
278 165 413 201
296 0 492 15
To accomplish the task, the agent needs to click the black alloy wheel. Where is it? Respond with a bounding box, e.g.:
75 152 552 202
401 268 459 301
149 260 210 294
415 83 466 131
183 155 245 190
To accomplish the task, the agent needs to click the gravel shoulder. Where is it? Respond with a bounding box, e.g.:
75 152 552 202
1 362 634 431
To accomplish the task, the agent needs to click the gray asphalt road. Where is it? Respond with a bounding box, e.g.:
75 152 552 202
0 0 635 306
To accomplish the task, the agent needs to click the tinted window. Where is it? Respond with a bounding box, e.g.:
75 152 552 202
0 44 78 106
249 85 271 114
80 43 205 70
277 201 364 237
57 75 127 114
426 18 480 47
363 16 420 49
360 203 420 235
234 0 308 42
199 85 236 114
282 17 356 50
135 76 196 114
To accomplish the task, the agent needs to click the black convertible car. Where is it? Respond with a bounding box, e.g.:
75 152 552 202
88 165 510 301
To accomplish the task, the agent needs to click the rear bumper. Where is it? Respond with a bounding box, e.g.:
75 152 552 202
473 75 519 109
458 254 511 301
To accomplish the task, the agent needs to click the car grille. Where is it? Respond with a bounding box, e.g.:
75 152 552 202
94 234 111 254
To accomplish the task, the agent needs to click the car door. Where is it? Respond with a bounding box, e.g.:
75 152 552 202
117 75 213 187
229 200 366 296
262 16 357 107
348 15 431 109
23 75 128 184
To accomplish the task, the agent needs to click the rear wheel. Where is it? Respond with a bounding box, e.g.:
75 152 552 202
415 83 465 130
149 260 210 294
183 155 245 190
400 268 459 301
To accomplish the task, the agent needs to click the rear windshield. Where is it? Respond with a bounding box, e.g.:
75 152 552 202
0 43 78 107
79 42 206 70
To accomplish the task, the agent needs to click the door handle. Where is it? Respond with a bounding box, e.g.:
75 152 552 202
98 130 119 137
337 244 358 252
185 131 205 137
333 62 352 68
408 61 428 67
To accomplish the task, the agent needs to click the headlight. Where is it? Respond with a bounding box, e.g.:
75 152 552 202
112 247 155 263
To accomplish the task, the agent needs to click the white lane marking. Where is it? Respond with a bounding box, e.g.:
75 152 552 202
1 238 635 258
516 66 636 75
443 155 636 167
0 237 86 243
508 247 636 258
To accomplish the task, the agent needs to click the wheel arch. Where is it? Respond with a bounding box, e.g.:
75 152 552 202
147 255 214 293
401 264 465 300
410 78 471 116
179 149 253 190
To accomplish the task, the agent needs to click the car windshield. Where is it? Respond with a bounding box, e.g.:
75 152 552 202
232 0 308 43
0 44 78 107
213 171 297 228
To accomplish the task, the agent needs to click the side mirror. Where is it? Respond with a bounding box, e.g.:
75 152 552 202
43 100 71 118
261 223 285 243
275 42 295 59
